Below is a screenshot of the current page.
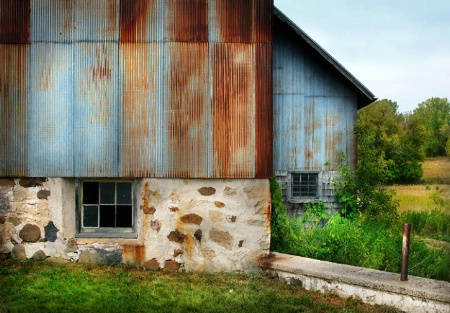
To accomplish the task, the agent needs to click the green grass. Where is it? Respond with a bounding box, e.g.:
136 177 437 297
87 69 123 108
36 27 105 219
0 260 399 313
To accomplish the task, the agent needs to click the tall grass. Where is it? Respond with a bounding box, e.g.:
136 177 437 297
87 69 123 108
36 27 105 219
288 215 450 282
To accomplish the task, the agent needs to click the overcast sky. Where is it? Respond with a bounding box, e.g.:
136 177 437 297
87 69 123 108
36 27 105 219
274 0 450 113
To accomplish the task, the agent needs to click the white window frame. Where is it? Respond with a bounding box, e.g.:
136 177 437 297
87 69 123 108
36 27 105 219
288 172 321 203
76 179 137 238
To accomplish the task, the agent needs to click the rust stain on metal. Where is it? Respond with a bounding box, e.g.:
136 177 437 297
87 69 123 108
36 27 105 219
121 43 158 177
211 43 253 177
0 0 30 43
255 44 273 177
167 42 208 177
0 45 28 176
92 45 112 82
167 0 208 42
216 0 252 42
120 0 153 42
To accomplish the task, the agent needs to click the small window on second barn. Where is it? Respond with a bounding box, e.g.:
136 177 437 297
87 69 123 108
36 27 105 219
292 173 319 198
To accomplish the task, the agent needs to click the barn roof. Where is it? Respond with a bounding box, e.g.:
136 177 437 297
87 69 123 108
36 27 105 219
274 7 376 109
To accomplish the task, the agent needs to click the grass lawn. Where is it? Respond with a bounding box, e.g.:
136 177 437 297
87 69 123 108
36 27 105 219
0 260 399 313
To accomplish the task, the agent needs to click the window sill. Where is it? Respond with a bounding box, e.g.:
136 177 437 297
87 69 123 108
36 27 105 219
76 232 138 239
288 198 320 204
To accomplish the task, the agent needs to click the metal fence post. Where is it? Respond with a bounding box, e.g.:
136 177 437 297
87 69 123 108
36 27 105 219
401 223 411 281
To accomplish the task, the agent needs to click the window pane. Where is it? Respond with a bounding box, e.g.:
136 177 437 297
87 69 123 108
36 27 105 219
100 182 115 204
83 205 98 227
100 205 115 227
116 205 132 227
83 182 99 204
117 183 132 204
292 173 318 197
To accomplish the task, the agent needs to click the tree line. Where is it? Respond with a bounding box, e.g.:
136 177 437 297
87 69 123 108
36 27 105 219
356 97 450 184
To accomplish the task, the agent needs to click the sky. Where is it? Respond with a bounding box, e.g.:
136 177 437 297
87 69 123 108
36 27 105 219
274 0 450 113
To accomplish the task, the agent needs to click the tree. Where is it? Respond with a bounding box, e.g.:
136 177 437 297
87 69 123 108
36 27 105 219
357 99 423 184
413 98 450 157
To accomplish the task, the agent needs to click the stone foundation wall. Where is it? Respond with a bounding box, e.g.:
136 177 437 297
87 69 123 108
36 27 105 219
0 178 271 272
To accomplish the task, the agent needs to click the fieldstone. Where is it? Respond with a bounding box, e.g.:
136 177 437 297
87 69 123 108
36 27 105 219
198 187 216 196
143 206 156 215
65 238 78 253
173 248 183 257
214 201 225 208
19 224 41 242
0 178 15 187
37 190 51 199
209 211 223 222
167 230 186 244
0 215 6 224
0 197 10 212
163 260 180 272
223 187 237 197
19 178 44 188
226 215 237 223
11 244 26 260
194 229 202 242
169 207 179 212
150 220 161 232
210 229 234 250
201 250 216 260
32 250 47 261
143 258 160 271
9 217 20 226
44 221 59 242
243 186 261 199
247 220 265 226
180 213 203 225
238 240 244 248
78 249 122 266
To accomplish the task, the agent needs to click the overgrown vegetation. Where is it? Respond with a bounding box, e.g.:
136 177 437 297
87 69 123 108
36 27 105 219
270 153 450 282
0 260 400 313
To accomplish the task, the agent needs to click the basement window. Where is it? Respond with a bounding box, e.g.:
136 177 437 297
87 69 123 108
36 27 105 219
77 180 136 238
291 172 319 198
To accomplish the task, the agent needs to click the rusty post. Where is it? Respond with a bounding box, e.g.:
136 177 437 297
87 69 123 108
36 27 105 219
401 223 411 281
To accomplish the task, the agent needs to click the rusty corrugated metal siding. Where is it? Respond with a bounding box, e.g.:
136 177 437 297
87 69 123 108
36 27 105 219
273 27 357 172
0 45 28 176
0 0 273 178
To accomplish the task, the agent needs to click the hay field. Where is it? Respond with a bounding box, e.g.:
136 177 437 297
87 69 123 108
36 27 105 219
389 157 450 213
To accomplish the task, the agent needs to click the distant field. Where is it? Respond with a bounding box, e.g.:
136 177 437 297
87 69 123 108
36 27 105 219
421 156 450 184
389 157 450 213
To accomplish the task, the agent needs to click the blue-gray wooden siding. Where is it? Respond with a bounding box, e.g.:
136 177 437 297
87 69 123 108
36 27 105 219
273 29 358 172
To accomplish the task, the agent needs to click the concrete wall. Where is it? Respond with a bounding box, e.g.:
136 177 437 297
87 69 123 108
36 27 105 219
0 177 271 272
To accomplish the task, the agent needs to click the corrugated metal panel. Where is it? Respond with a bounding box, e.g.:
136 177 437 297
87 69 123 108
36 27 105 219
211 43 255 177
0 0 30 43
255 43 273 177
166 42 209 177
31 0 74 43
28 43 74 176
273 29 357 172
209 0 272 43
74 43 119 177
74 0 119 42
166 0 208 42
0 45 28 176
120 0 163 43
120 43 161 177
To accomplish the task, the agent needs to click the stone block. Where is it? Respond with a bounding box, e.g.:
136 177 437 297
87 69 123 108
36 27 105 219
163 260 180 272
37 190 51 199
19 178 45 188
180 213 203 225
32 250 47 261
11 244 26 260
143 258 160 271
168 230 186 244
0 215 5 224
198 187 216 196
19 224 41 242
44 221 59 242
65 238 78 253
214 201 225 208
0 178 15 188
210 229 234 250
